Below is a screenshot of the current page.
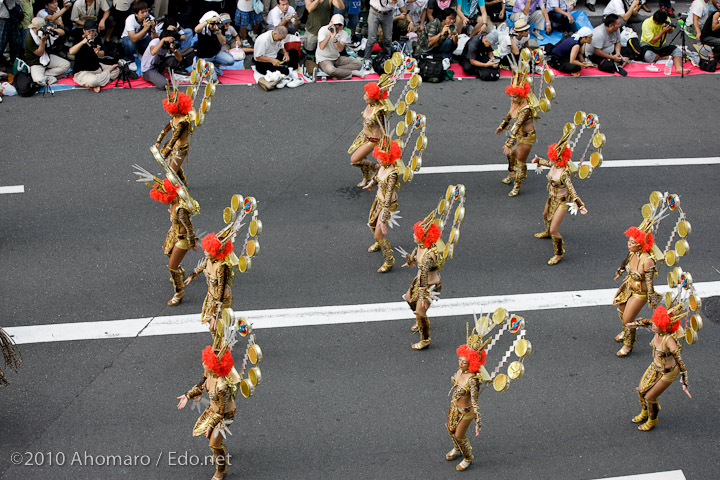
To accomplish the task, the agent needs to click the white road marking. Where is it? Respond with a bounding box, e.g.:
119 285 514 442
0 185 25 194
417 157 720 175
591 470 686 480
6 281 719 345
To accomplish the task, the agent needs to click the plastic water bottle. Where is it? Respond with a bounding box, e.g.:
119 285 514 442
664 58 673 76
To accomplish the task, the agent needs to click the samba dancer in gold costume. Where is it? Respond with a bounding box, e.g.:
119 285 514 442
186 234 234 336
365 139 402 273
177 345 238 479
1 326 21 387
531 112 604 265
155 90 193 186
446 344 486 471
613 227 660 357
348 82 386 187
400 185 466 350
626 304 692 431
495 49 556 197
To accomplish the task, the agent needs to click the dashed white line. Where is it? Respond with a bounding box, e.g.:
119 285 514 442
0 185 25 194
590 470 686 480
6 281 719 345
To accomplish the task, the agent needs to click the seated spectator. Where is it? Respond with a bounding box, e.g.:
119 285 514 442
121 0 154 65
392 0 413 41
510 0 551 40
70 0 112 44
546 0 577 33
194 11 236 78
305 0 344 52
267 0 299 34
141 29 188 88
24 17 71 85
155 16 193 50
316 13 364 78
685 0 713 40
460 31 500 80
698 9 720 59
215 13 246 55
415 8 458 57
69 19 119 91
456 0 488 36
333 0 360 37
253 25 303 87
603 0 642 25
548 26 594 75
37 0 71 32
480 18 531 66
422 0 456 30
586 14 629 75
484 0 505 27
407 0 429 30
640 10 691 74
235 0 263 47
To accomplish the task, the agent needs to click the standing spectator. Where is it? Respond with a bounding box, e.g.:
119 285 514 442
459 31 500 80
510 0 551 40
603 0 642 25
586 13 628 75
266 0 298 34
153 0 168 20
195 11 235 78
362 0 391 70
141 29 183 88
305 0 343 52
414 8 457 57
69 19 119 91
334 0 360 37
456 0 488 36
485 0 505 27
548 26 594 74
698 9 720 59
110 0 132 41
234 0 263 47
121 0 154 65
0 0 23 68
316 13 364 78
70 0 112 43
640 10 691 74
24 17 70 84
546 0 577 34
19 0 32 42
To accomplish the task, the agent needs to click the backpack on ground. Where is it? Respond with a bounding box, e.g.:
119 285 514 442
13 71 42 97
418 55 444 83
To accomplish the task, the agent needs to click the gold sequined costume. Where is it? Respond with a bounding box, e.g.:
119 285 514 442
533 156 585 264
157 116 191 186
405 241 442 350
1 326 22 387
446 374 482 466
349 100 385 186
189 257 234 344
367 165 400 272
613 252 659 350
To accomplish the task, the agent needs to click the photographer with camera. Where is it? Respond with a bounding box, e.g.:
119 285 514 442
415 8 457 57
24 17 70 85
267 0 298 34
70 0 112 43
69 19 119 91
37 0 72 31
640 10 691 74
316 14 364 79
141 28 187 88
120 0 154 67
194 11 235 79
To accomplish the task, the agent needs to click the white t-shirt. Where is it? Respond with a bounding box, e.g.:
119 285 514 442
602 0 626 16
686 0 710 29
266 5 297 29
315 25 350 63
121 13 153 39
253 30 285 60
237 0 254 13
113 0 133 11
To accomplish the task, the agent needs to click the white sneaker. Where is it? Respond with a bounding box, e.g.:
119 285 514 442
287 78 304 88
276 76 291 88
363 59 372 71
128 62 137 72
351 69 367 79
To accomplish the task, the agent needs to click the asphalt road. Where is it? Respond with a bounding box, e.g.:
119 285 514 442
1 72 719 480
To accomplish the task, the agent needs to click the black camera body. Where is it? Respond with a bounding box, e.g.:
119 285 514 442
39 25 54 37
328 25 335 33
664 21 677 30
87 38 98 49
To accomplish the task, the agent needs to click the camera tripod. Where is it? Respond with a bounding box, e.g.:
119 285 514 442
114 62 134 88
668 17 689 78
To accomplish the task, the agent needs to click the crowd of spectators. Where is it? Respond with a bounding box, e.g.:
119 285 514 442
0 0 718 95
